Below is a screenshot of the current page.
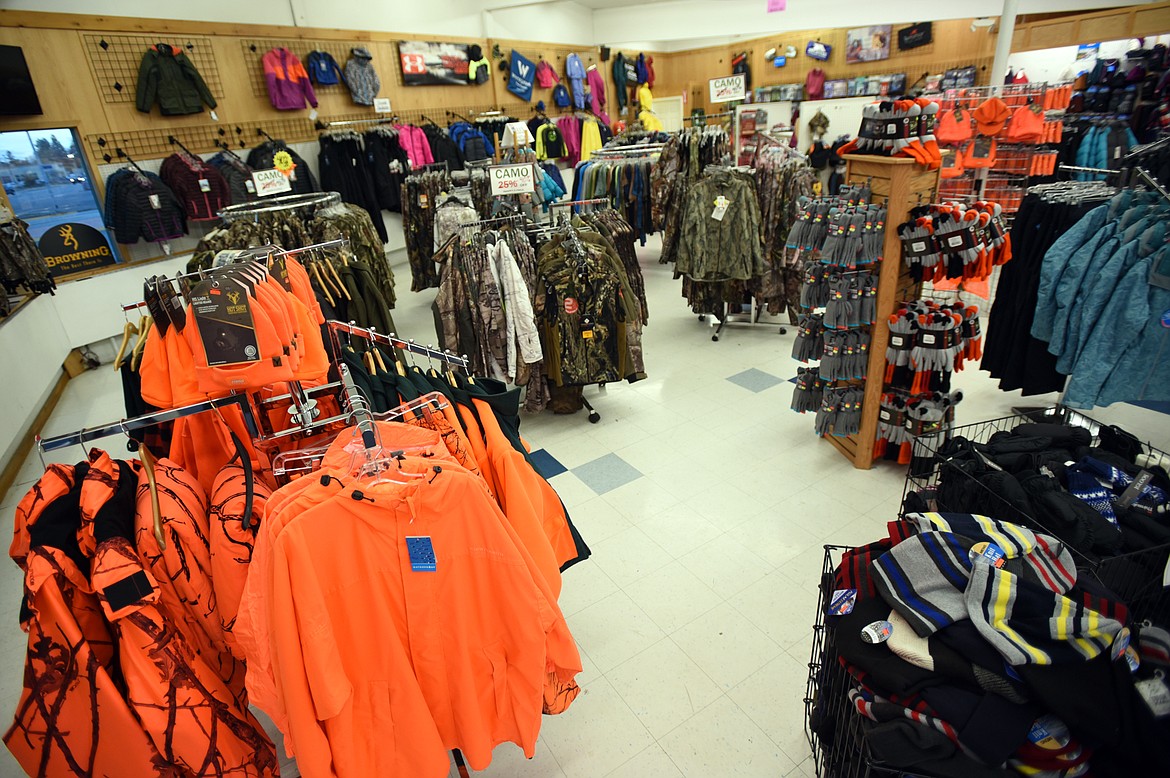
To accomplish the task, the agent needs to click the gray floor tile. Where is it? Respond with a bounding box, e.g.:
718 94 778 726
572 453 643 495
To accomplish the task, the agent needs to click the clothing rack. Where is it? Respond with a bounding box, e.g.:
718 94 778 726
415 161 450 173
1136 166 1170 203
547 197 610 225
327 320 469 371
318 117 396 130
688 111 734 126
456 214 523 232
217 191 341 221
590 142 665 156
37 393 258 454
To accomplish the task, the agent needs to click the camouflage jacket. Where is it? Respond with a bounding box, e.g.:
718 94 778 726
538 230 645 387
675 170 765 282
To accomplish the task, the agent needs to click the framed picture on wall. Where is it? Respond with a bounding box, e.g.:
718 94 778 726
845 26 892 64
398 41 471 86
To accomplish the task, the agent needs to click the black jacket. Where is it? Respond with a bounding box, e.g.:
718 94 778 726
317 135 387 242
135 43 217 116
246 141 318 194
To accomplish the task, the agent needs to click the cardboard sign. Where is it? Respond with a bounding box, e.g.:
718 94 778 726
709 74 746 103
37 223 116 276
489 163 535 196
251 168 292 197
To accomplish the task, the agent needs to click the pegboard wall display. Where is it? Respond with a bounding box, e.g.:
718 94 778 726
85 117 317 163
84 34 223 105
242 39 367 98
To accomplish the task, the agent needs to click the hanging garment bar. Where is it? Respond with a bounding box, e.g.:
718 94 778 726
456 214 524 231
320 117 397 129
327 320 470 370
38 394 258 453
217 191 341 221
1136 167 1170 203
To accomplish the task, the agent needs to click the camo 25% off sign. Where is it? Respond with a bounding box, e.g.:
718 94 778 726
489 163 536 196
709 74 746 103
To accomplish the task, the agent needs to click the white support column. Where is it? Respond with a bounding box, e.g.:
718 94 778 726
991 0 1021 92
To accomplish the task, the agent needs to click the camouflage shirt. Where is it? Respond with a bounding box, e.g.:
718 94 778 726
674 170 764 282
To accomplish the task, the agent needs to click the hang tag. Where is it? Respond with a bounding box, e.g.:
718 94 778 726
405 536 437 572
828 589 857 616
189 277 260 366
712 194 730 222
969 541 1006 568
1161 310 1170 328
1136 677 1170 718
1112 627 1132 661
911 241 927 253
1114 146 1121 160
1117 470 1154 508
161 241 172 255
1027 715 1071 749
1126 646 1141 673
198 178 211 193
920 333 936 345
946 234 965 248
149 194 162 210
309 108 318 121
419 193 429 209
245 180 256 194
861 620 893 644
210 110 219 122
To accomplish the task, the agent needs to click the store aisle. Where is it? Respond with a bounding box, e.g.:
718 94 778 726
2 236 1168 778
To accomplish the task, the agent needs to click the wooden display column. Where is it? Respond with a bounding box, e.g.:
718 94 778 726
828 155 940 469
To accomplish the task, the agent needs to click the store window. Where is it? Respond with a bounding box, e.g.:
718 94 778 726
0 127 120 276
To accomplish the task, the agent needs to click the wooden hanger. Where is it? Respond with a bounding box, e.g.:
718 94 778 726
113 319 139 370
137 442 166 550
130 317 153 371
309 261 336 306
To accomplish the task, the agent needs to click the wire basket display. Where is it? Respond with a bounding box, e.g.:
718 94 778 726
805 546 936 778
900 405 1170 623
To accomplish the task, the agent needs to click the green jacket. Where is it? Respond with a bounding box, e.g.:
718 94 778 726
136 43 217 116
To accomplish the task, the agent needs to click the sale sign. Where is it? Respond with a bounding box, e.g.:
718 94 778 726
489 163 536 196
251 169 292 197
709 74 746 103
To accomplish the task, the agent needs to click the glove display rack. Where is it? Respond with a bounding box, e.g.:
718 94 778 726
825 155 939 469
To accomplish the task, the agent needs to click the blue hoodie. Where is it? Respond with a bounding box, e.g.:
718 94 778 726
565 53 586 110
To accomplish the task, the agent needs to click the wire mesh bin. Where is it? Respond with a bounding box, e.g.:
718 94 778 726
899 405 1170 623
805 546 937 778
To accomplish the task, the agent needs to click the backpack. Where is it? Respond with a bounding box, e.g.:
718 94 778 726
552 83 571 108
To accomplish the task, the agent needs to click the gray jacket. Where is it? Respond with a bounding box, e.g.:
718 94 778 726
344 48 380 106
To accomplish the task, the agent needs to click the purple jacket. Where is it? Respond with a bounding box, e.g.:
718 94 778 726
262 48 317 111
586 67 610 125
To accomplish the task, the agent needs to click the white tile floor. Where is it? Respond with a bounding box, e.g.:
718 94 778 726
2 235 1169 777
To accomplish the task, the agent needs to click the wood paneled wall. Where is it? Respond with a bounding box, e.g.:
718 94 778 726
1012 2 1170 52
0 10 640 174
652 19 998 115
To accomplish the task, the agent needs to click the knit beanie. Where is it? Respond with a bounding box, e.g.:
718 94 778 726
965 561 1122 666
918 683 1039 765
908 513 1079 593
856 705 1014 777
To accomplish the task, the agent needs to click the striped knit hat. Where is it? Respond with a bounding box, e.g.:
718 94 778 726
874 517 1077 638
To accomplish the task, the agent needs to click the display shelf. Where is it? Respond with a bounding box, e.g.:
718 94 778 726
828 155 939 469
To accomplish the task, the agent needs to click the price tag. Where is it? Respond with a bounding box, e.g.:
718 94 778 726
920 333 936 345
419 193 429 209
210 110 219 122
1136 677 1170 718
309 108 318 122
1111 627 1131 661
1027 715 1071 749
161 241 172 255
947 234 965 248
861 620 893 644
828 589 857 616
245 180 256 194
712 194 730 221
149 194 161 210
405 536 437 572
969 541 1006 568
198 178 211 193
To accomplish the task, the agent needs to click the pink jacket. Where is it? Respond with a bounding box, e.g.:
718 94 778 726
396 125 435 168
586 67 610 125
557 117 581 166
